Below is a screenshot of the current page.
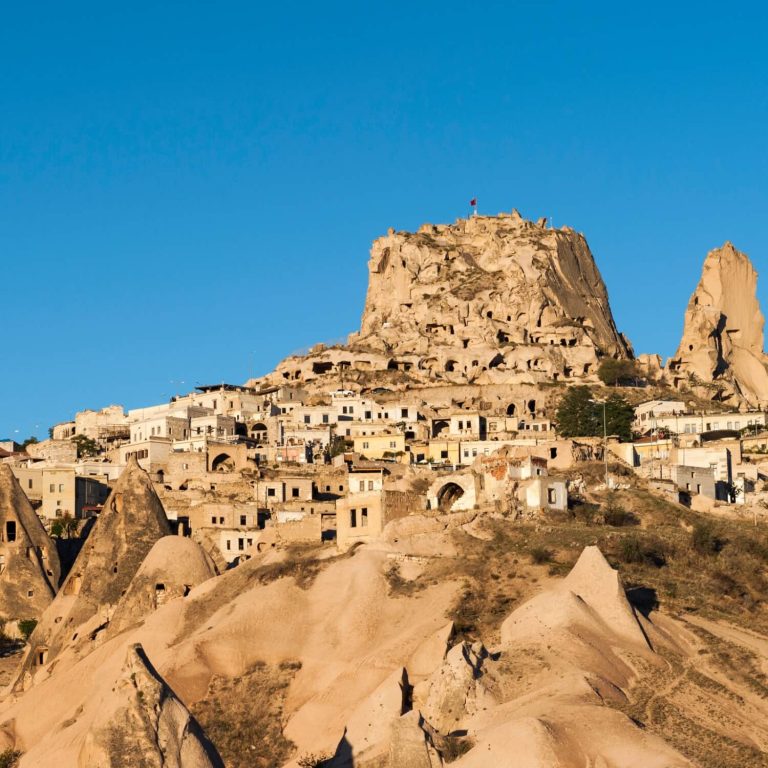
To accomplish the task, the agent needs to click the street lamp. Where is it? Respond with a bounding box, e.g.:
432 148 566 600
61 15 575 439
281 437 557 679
590 398 609 489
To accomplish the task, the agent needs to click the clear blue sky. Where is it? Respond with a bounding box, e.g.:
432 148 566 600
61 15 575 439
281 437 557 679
2 2 767 440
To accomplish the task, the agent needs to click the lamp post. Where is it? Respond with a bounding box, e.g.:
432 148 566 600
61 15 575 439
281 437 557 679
590 398 609 489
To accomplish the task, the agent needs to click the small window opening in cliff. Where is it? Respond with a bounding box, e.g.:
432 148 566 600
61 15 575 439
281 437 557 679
462 339 469 348
507 315 511 321
689 345 694 351
5 521 16 543
506 404 516 416
387 360 398 371
496 330 509 343
312 361 333 375
183 585 191 597
486 311 493 319
155 583 166 606
445 360 457 372
560 338 567 346
694 297 699 305
36 648 48 666
401 259 406 267
528 399 536 414
568 339 577 346
112 565 118 574
489 353 504 369
583 363 592 374
550 447 558 459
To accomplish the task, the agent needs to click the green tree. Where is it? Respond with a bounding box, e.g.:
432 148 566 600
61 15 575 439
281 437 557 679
556 386 600 437
556 387 634 441
597 358 639 387
601 393 634 441
51 512 79 539
20 436 39 449
71 434 99 458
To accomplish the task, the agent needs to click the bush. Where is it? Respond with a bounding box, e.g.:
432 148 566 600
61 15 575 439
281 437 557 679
297 752 331 768
619 536 666 567
692 521 723 555
0 750 21 768
602 494 638 527
17 619 37 641
529 546 554 565
597 359 639 386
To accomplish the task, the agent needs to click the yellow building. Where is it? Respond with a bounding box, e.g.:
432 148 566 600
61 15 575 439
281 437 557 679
353 432 405 460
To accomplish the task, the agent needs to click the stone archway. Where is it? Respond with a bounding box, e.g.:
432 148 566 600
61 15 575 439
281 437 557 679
211 453 235 472
437 482 465 512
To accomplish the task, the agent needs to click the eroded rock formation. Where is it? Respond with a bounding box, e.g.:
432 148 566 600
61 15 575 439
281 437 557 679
0 465 60 624
262 211 632 389
669 241 768 407
79 643 223 768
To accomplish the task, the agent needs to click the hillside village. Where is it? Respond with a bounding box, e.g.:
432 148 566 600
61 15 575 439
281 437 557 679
2 211 768 767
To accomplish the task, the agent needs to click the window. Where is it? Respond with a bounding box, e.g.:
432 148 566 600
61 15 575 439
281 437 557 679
292 487 299 498
238 538 244 550
389 441 396 449
364 411 371 419
547 488 557 504
322 414 329 424
368 480 374 490
359 480 365 492
6 521 16 543
226 540 231 550
361 508 368 527
240 515 246 525
219 516 224 524
59 484 64 492
49 484 55 493
28 479 32 489
350 509 357 528
339 485 344 492
211 517 216 524
304 415 311 424
401 408 408 418
441 450 448 459
267 488 276 497
363 442 369 449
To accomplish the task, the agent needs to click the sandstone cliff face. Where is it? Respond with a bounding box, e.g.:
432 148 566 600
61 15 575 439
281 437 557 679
264 211 631 389
669 242 768 407
0 465 60 623
353 211 630 379
79 644 223 768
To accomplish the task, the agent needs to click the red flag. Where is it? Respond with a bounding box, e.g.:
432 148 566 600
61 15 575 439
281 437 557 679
469 197 477 207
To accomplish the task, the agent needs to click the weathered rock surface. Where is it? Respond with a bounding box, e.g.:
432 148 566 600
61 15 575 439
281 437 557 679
669 241 768 406
108 536 217 637
16 456 171 684
259 211 631 389
0 464 60 623
79 643 223 768
421 641 495 734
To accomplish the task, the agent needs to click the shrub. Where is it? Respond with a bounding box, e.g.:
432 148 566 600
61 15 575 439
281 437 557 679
692 521 723 555
529 546 554 565
597 359 639 387
0 750 21 768
619 536 666 567
17 619 37 641
297 752 331 768
602 494 638 527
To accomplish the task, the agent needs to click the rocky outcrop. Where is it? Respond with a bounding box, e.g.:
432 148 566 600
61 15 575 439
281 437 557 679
79 643 223 768
259 211 631 389
108 536 217 637
15 457 171 686
0 465 60 624
668 241 768 407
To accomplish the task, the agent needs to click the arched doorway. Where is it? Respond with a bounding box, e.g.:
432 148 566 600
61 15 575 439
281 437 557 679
211 453 235 472
437 482 465 512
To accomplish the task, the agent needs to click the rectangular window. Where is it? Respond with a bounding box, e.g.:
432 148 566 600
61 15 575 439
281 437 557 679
547 488 557 504
359 480 365 492
59 484 64 492
240 515 246 525
304 415 311 424
226 540 231 550
441 450 448 459
322 414 329 424
219 517 224 524
211 516 216 524
28 479 32 489
350 509 357 528
238 538 244 550
364 411 371 419
267 488 276 497
361 508 368 527
363 442 369 449
49 484 55 493
368 480 374 490
292 488 299 498
401 408 408 418
389 441 396 448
